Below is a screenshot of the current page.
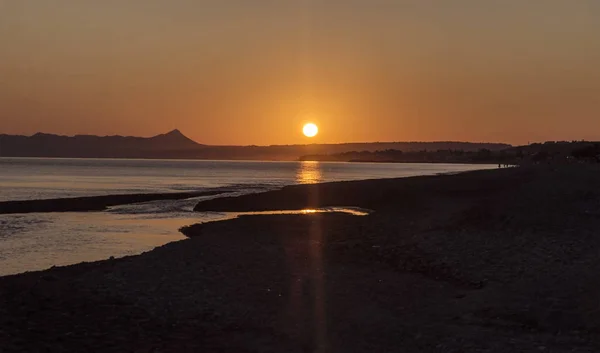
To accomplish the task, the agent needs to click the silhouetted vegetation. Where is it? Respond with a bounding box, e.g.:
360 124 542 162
300 141 600 164
300 148 518 164
571 143 600 162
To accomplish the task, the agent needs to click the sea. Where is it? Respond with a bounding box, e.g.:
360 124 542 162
0 158 496 276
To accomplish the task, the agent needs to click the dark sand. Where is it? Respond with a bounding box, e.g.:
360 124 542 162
2 165 600 352
0 190 229 214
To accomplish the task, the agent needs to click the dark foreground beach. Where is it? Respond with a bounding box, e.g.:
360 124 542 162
2 165 600 352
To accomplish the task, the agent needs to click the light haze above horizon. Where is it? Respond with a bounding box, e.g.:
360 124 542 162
1 1 599 145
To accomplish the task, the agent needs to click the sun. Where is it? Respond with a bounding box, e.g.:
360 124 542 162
303 123 318 138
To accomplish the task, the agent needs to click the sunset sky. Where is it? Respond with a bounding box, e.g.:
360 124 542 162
1 1 599 145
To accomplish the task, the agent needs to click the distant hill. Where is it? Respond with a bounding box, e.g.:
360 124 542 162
299 149 507 164
507 141 600 163
0 129 203 159
296 141 600 164
0 130 511 160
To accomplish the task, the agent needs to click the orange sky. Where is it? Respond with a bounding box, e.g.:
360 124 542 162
1 1 599 145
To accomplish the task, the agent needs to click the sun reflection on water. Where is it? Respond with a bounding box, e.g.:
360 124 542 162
296 161 323 184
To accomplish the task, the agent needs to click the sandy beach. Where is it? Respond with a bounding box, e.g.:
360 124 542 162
2 164 600 352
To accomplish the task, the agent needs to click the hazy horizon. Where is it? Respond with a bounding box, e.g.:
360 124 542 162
2 128 521 147
2 1 599 145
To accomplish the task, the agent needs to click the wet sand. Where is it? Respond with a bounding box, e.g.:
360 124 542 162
2 165 600 352
0 190 229 214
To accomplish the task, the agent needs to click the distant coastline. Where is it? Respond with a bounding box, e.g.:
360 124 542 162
299 142 600 165
3 130 599 164
0 129 510 161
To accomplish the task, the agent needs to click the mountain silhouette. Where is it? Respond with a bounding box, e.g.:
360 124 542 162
0 130 204 158
0 130 511 160
148 129 201 149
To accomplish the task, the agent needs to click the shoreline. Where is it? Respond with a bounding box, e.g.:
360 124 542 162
192 167 514 212
2 164 600 351
0 163 496 216
0 189 230 214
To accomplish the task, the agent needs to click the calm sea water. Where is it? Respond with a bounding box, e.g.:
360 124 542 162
0 158 496 276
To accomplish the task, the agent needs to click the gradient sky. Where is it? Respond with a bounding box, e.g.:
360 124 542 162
1 1 599 145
